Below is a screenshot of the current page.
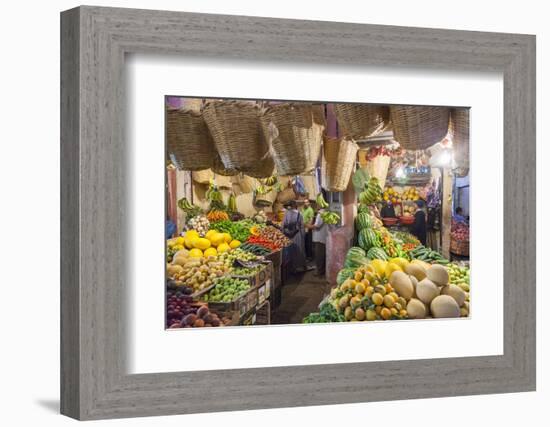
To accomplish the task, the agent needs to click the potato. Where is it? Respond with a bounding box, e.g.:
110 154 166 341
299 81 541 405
430 295 460 318
406 298 426 319
405 263 427 281
416 278 440 305
426 264 449 286
389 271 414 300
441 284 466 307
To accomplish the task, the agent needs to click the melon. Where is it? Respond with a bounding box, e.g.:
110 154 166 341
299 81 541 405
405 263 427 281
440 284 466 307
406 298 426 319
430 295 460 318
416 278 440 305
193 238 212 251
355 212 372 230
389 270 414 300
426 264 449 286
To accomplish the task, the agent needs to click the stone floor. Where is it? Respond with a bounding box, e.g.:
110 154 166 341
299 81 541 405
271 269 333 325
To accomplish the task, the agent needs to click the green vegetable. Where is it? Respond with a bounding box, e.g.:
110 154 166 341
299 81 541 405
303 303 345 323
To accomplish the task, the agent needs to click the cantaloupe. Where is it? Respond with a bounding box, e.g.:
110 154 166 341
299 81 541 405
430 295 460 318
189 248 203 258
390 257 409 270
406 298 426 319
221 232 232 243
229 239 241 249
370 259 387 277
440 284 466 307
389 270 414 300
405 263 427 281
427 264 449 286
203 247 218 258
210 233 225 247
416 278 440 305
385 262 403 279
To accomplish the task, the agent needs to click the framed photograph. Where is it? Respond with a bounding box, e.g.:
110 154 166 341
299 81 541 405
61 6 535 420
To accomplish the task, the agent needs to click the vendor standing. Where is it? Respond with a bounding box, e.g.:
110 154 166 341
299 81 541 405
282 200 308 273
411 200 427 246
300 199 315 261
380 201 396 218
307 208 328 277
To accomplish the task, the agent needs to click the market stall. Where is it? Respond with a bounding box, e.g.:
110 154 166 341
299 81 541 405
164 97 470 327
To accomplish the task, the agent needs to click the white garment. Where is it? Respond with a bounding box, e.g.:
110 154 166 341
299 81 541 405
312 212 328 244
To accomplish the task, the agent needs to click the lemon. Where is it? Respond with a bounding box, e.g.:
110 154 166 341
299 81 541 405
221 233 232 243
205 229 217 239
217 242 230 253
203 247 218 258
175 236 185 245
189 248 203 258
229 239 241 249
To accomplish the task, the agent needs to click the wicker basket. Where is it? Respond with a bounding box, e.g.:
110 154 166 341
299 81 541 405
450 239 469 256
276 186 296 204
260 103 324 175
203 101 269 170
238 153 275 178
254 189 278 207
212 156 238 176
390 106 451 150
192 169 214 184
322 136 359 192
333 104 390 139
450 108 470 170
166 108 216 170
231 174 256 194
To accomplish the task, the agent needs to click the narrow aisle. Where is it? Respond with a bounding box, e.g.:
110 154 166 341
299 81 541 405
272 271 332 325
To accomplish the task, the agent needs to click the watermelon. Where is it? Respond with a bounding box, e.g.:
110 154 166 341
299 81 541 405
344 247 368 269
358 228 380 251
355 212 372 230
336 268 357 286
367 247 388 261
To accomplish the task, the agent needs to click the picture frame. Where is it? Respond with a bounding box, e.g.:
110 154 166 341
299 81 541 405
60 5 536 420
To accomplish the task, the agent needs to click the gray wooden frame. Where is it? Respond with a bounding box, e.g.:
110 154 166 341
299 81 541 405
61 5 536 420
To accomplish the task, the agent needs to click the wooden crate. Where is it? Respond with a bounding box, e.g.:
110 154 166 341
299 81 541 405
255 300 271 325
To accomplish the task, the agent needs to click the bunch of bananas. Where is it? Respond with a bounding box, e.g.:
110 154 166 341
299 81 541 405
359 177 383 205
227 193 237 212
260 176 278 186
316 193 329 208
177 197 202 219
205 181 223 203
321 210 340 225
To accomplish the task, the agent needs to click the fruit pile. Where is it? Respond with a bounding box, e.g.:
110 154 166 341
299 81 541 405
447 263 470 294
383 186 421 203
176 228 242 259
167 256 231 293
202 277 251 303
232 265 264 276
451 219 469 242
166 289 230 328
187 215 210 237
320 256 470 322
358 177 383 206
217 248 259 269
328 264 408 321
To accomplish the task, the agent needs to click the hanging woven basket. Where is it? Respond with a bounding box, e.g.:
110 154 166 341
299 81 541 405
166 108 216 171
390 106 451 150
203 101 270 171
238 153 275 178
449 108 470 170
333 104 390 140
260 103 324 175
212 156 238 176
322 136 359 192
